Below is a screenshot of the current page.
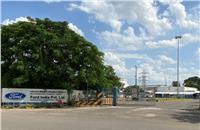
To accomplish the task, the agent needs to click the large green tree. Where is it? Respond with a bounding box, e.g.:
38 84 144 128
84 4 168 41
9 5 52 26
183 76 200 90
2 17 120 90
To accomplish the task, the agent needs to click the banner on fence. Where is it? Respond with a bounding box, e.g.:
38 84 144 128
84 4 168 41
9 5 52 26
2 88 68 103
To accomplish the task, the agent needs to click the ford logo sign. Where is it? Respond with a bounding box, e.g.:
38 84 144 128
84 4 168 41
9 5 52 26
5 92 26 100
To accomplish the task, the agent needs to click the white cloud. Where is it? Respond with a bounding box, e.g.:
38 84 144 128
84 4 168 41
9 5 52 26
43 0 61 3
146 38 176 48
103 51 159 84
104 51 134 84
68 23 84 36
105 51 171 67
69 0 172 35
160 0 183 3
138 63 163 84
103 51 198 85
161 10 170 17
2 17 29 25
104 52 125 66
196 48 200 57
159 55 176 64
168 2 199 29
111 53 154 62
179 67 199 83
137 59 199 85
68 1 199 85
69 0 122 32
188 4 200 22
98 26 151 51
69 1 199 52
146 33 199 49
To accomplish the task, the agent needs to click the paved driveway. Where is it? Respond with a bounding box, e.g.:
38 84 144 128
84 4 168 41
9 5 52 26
2 100 200 130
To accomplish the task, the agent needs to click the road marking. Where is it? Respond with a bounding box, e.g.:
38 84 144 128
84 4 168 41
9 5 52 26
144 113 156 117
132 107 162 111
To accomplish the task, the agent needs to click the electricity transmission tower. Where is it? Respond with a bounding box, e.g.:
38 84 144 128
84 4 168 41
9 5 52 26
139 69 149 91
134 65 139 99
164 74 167 87
135 65 137 87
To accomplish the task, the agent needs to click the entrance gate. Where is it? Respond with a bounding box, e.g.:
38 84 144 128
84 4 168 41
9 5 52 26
102 87 157 107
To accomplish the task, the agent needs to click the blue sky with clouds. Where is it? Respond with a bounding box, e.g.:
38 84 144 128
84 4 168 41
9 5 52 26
2 0 200 86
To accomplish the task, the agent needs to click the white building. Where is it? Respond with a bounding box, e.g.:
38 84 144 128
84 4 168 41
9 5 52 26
120 79 129 88
155 86 200 98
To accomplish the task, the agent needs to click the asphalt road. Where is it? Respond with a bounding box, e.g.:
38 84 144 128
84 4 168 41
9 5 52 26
2 100 200 130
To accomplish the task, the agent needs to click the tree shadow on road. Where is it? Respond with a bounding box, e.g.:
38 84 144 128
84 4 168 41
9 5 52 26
171 110 200 124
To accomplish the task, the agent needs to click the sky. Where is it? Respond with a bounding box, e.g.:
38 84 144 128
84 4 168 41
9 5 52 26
1 0 200 87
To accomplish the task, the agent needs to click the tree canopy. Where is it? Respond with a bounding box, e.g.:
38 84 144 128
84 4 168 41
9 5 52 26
171 81 180 87
183 76 200 90
1 17 121 90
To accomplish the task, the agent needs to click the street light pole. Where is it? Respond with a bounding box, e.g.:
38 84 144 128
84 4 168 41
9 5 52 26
175 35 182 98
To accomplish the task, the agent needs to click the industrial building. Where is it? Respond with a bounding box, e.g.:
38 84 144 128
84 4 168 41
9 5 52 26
155 86 200 98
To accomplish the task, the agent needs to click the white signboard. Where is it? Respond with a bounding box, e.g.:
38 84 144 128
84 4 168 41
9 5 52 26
2 88 68 103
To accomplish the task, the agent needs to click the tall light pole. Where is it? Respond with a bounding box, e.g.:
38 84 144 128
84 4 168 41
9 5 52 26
175 35 182 98
135 65 137 87
135 65 139 99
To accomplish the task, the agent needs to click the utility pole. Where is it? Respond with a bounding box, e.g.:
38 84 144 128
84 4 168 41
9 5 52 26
175 35 182 98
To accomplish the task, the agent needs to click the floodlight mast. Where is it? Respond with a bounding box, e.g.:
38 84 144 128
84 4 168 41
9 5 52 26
175 35 182 98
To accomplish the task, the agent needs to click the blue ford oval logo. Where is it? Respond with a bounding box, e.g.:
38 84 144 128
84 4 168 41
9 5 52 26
5 92 26 100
